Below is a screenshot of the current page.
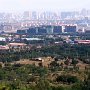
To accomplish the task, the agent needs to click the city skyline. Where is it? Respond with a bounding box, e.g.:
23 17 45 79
0 0 90 12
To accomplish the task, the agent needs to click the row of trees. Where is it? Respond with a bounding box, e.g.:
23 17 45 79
0 43 90 64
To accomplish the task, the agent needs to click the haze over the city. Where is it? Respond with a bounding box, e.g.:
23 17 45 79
0 0 90 12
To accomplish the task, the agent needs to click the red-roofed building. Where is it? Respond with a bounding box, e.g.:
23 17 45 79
8 43 27 51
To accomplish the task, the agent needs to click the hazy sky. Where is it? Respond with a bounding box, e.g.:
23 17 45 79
0 0 90 12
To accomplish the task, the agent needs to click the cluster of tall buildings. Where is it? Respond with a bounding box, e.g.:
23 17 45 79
23 11 60 20
17 25 77 35
0 9 90 21
61 9 90 19
0 9 90 34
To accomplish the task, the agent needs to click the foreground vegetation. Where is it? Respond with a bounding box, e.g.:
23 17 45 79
0 63 89 90
0 44 90 64
0 43 90 90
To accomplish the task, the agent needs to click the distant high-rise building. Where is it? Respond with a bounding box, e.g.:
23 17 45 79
27 27 37 35
37 26 47 34
81 9 87 16
0 24 4 30
31 11 37 20
61 11 79 19
64 25 77 33
23 11 30 19
46 25 53 34
0 13 5 19
53 26 62 34
87 10 90 16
